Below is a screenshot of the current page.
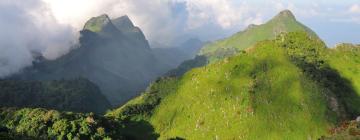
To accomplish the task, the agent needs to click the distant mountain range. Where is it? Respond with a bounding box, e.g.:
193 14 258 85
153 38 204 69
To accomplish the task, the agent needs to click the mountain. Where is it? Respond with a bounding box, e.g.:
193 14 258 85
166 10 320 77
153 38 205 69
12 14 170 105
177 38 204 57
0 78 110 114
152 47 189 69
107 32 360 139
111 15 150 48
199 9 318 62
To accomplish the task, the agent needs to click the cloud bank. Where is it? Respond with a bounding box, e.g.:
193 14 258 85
0 0 75 78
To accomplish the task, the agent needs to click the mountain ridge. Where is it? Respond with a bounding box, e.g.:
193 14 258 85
199 9 319 62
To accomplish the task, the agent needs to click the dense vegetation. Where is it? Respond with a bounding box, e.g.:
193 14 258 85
109 32 360 139
0 78 111 114
0 107 159 140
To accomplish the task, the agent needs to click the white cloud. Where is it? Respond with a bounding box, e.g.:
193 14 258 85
0 0 75 77
182 0 261 29
38 0 269 44
349 4 360 14
42 0 181 44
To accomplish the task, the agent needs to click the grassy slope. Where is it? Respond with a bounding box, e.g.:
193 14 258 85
326 44 360 116
107 32 360 139
199 10 318 62
150 40 331 140
327 44 360 94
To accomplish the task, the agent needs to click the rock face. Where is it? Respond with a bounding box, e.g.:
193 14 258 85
12 14 170 106
111 15 150 50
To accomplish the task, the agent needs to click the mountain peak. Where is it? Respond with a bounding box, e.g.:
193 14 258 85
111 15 150 49
83 14 113 32
275 9 296 20
111 15 135 31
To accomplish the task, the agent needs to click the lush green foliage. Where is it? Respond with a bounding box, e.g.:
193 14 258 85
0 107 119 139
0 107 159 140
0 78 111 114
111 32 360 139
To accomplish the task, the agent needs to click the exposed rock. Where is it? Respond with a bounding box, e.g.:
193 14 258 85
356 116 360 122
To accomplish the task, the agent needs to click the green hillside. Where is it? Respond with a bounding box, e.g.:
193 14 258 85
108 32 360 139
325 44 360 118
327 44 360 95
199 10 318 62
0 78 111 114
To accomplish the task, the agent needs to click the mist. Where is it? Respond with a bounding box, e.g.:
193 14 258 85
0 0 75 78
